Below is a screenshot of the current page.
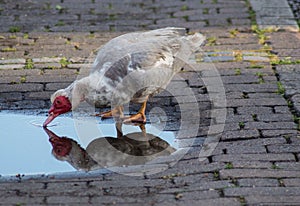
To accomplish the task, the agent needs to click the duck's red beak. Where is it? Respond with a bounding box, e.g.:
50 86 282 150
43 96 72 127
43 105 60 127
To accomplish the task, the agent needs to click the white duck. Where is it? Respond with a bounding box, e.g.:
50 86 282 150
43 27 205 127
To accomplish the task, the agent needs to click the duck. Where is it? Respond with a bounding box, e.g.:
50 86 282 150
43 27 205 127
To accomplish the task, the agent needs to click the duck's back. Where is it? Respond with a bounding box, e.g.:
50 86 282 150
90 27 187 74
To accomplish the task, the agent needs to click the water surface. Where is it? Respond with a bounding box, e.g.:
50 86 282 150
0 111 176 176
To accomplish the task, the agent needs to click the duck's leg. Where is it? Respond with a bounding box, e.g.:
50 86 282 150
122 99 147 124
96 106 123 119
115 121 123 138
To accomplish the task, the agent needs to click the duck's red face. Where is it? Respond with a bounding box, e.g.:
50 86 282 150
49 136 72 157
43 96 72 127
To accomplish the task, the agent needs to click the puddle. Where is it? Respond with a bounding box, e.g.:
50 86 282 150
0 111 177 176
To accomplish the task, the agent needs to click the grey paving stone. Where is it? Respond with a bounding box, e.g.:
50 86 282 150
223 144 267 154
291 94 300 116
220 169 300 179
261 129 298 138
274 106 292 114
0 92 23 102
225 84 279 93
238 178 279 187
214 153 295 162
268 144 300 153
237 106 274 115
283 178 300 187
156 190 220 202
224 186 300 197
245 195 300 205
276 162 300 171
0 83 44 92
231 161 273 169
226 98 288 107
0 64 24 69
0 196 45 205
0 69 41 76
47 195 90 204
45 82 72 91
221 129 260 141
245 121 297 130
257 114 294 122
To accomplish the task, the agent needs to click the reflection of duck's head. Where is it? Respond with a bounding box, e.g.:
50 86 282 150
43 128 98 171
49 136 72 160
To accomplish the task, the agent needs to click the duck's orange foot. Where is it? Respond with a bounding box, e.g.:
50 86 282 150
94 107 123 119
122 112 146 124
96 110 113 119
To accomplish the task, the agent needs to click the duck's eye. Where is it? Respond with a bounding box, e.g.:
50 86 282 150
56 100 61 104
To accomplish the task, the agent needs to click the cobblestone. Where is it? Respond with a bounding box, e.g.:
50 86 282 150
237 178 279 187
0 0 300 205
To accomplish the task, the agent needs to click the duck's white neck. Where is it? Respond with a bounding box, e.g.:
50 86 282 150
52 76 90 110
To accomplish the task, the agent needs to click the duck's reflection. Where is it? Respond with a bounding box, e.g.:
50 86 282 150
43 124 175 171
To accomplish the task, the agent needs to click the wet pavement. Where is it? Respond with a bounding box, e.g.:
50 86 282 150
0 0 300 205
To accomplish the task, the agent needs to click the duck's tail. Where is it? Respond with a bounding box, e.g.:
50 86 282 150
184 32 206 52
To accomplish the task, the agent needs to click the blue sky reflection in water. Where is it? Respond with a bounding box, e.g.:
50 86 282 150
0 112 176 176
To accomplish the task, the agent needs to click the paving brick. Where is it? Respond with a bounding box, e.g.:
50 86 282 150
225 84 278 93
0 69 41 76
268 144 300 153
232 161 273 169
156 190 220 202
1 100 47 109
214 153 295 163
237 106 274 115
163 180 234 192
0 58 26 64
0 76 23 84
90 195 142 204
224 144 267 154
0 92 23 102
0 196 45 205
24 91 53 100
45 82 71 91
282 178 300 187
0 83 44 92
261 129 298 138
257 114 294 122
224 187 300 197
222 75 260 84
245 195 300 205
245 122 297 130
274 106 292 114
238 178 279 187
246 93 280 99
226 98 288 107
155 198 241 206
220 169 300 179
26 74 76 83
0 64 24 69
221 129 260 141
275 162 300 171
47 195 90 204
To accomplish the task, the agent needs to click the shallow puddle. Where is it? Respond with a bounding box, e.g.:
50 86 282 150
0 111 177 176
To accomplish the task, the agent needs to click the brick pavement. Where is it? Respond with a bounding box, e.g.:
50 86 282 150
0 0 300 205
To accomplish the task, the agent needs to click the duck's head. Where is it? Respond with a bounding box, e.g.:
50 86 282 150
43 95 72 127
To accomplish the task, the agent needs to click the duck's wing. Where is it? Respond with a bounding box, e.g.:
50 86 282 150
90 27 187 74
